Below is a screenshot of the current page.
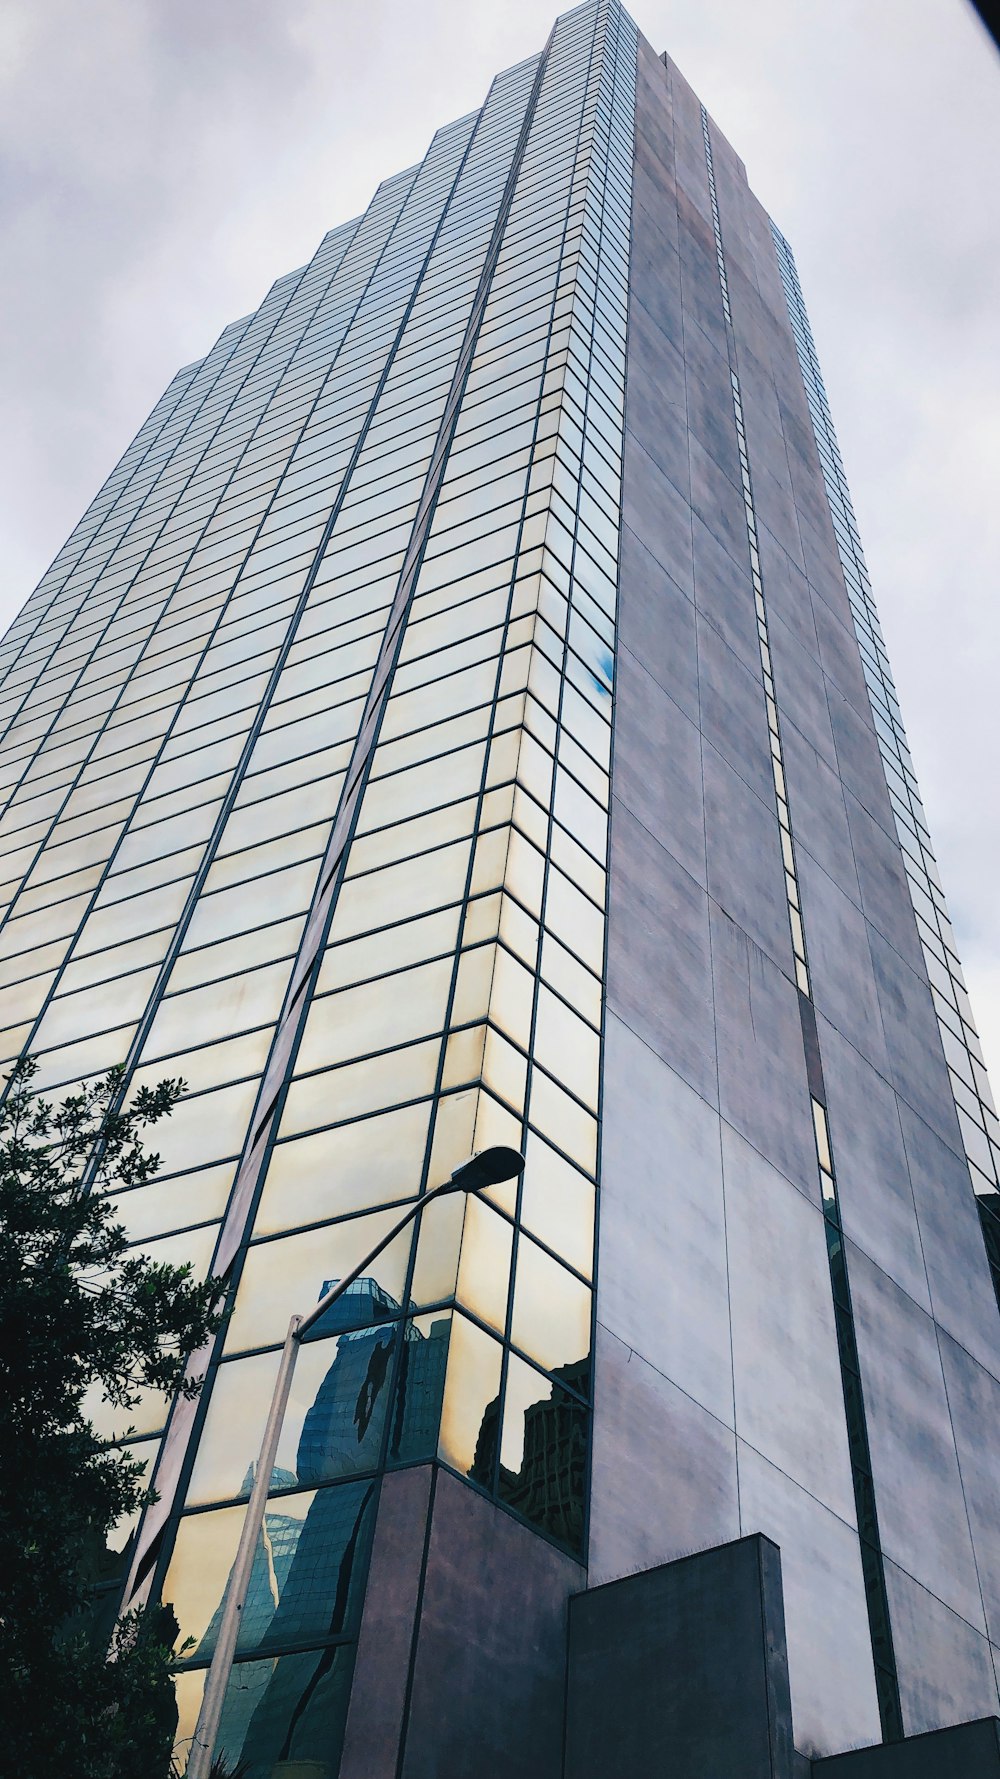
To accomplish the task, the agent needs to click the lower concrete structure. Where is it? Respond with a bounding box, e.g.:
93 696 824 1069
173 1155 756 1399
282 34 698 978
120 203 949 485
815 1719 1000 1779
566 1537 1000 1779
566 1535 795 1779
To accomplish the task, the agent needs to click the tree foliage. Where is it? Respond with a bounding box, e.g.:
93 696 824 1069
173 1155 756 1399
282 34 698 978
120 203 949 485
0 1056 226 1776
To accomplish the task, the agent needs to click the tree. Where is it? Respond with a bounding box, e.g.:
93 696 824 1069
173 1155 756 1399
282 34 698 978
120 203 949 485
0 1055 226 1777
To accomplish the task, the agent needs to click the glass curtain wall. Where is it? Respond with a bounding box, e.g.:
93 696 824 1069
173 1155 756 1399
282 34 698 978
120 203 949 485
0 1 636 1770
162 3 636 1759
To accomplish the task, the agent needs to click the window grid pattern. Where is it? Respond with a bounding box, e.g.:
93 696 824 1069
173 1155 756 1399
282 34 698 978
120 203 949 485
0 213 379 1066
0 353 224 739
702 105 904 1743
770 222 1000 1304
0 309 265 792
4 4 633 1760
100 100 497 1523
152 24 637 1741
0 5 636 1764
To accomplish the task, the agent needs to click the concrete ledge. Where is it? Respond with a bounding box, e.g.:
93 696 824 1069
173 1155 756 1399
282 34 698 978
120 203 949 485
813 1717 1000 1778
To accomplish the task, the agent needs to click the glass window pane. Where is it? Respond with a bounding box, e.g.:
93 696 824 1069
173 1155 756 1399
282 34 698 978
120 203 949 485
187 1323 397 1508
124 1076 260 1174
316 908 460 996
510 1233 591 1381
82 1377 172 1445
181 860 319 952
226 1212 414 1354
256 1102 431 1236
297 958 452 1074
174 1642 356 1779
382 1310 450 1467
32 1022 136 1091
168 915 306 994
528 1069 597 1172
281 1041 441 1134
437 1311 502 1477
60 925 173 993
455 1196 513 1335
519 1132 594 1278
142 961 291 1062
108 1163 236 1242
333 841 470 941
497 1350 586 1553
532 985 600 1109
165 1478 375 1659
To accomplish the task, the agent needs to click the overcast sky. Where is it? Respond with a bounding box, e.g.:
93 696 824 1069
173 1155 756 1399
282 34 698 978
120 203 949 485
1 0 998 1076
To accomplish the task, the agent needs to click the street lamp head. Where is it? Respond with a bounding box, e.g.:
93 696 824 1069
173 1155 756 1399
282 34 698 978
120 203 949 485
450 1145 525 1193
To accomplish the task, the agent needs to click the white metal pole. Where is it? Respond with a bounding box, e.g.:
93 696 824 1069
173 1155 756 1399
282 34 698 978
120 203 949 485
186 1312 302 1779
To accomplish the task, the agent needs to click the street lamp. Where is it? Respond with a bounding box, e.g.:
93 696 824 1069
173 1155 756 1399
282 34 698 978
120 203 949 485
185 1145 525 1779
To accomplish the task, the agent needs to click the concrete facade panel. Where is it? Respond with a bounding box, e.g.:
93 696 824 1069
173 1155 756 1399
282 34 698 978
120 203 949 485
710 902 821 1203
766 613 840 772
607 802 717 1105
567 1535 794 1779
691 511 760 675
616 525 699 722
756 523 819 659
938 1330 1000 1644
598 1012 732 1424
685 361 743 491
704 743 795 972
882 1559 999 1739
847 1244 984 1630
613 645 706 885
867 926 965 1151
340 1467 432 1779
812 594 880 732
796 851 889 1074
401 1468 582 1779
845 791 926 977
620 432 694 594
696 614 773 807
689 431 750 571
780 721 861 902
817 1016 930 1312
896 1101 1000 1379
737 1443 882 1759
624 307 689 491
588 1323 739 1587
723 1126 856 1523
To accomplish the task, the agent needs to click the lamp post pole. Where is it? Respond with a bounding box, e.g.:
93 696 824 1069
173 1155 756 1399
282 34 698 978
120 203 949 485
184 1145 524 1779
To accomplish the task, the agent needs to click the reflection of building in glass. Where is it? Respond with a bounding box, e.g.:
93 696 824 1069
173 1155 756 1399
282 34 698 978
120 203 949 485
498 1360 589 1551
188 1282 458 1771
389 1316 451 1466
235 1479 374 1771
471 1359 588 1550
195 1469 299 1662
194 1285 394 1768
299 1279 400 1479
8 0 1000 1766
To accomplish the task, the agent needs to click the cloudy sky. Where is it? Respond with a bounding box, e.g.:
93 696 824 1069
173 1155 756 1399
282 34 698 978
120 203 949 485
1 0 998 1069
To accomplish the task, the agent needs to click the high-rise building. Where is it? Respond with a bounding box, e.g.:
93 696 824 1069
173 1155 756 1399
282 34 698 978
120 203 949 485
4 3 1000 1772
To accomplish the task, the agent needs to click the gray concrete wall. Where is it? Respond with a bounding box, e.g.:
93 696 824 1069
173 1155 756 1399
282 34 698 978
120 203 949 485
566 1534 795 1779
814 1717 1000 1779
597 22 1000 1761
341 1466 583 1779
